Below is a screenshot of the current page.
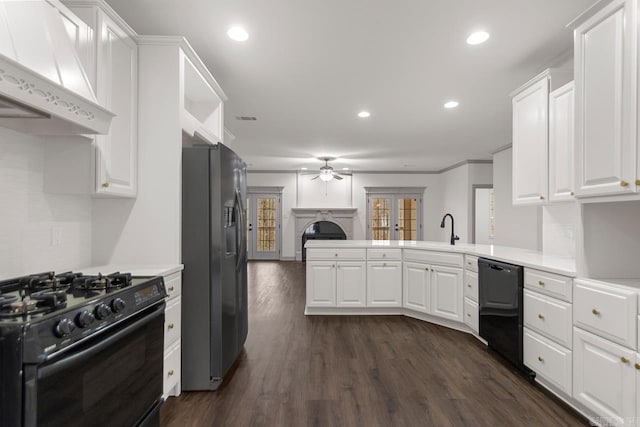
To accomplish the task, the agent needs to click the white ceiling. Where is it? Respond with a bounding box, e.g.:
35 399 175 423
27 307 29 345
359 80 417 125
106 0 594 172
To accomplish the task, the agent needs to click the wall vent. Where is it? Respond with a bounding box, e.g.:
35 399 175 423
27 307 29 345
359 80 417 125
236 116 257 121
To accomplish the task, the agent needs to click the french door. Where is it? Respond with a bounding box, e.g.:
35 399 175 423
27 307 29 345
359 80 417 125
246 191 281 260
367 193 422 241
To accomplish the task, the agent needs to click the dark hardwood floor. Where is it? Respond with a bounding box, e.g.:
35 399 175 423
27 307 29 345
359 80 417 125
161 261 586 426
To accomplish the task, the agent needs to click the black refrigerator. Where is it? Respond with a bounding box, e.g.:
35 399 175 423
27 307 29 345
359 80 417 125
181 143 248 390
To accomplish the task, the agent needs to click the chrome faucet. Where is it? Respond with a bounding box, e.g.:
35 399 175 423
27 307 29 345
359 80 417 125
440 213 460 245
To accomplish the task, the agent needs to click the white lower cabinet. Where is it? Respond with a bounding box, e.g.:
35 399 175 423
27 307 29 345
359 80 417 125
403 262 430 313
367 261 402 307
306 261 338 307
163 270 182 398
463 298 478 333
336 262 366 307
524 327 572 395
430 265 463 322
574 327 635 425
524 289 572 348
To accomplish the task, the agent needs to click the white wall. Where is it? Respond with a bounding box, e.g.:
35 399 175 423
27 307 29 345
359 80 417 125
474 188 493 245
542 203 578 258
492 148 541 250
0 128 92 279
296 173 351 207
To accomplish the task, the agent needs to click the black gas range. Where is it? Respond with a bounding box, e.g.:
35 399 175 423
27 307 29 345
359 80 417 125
0 271 167 427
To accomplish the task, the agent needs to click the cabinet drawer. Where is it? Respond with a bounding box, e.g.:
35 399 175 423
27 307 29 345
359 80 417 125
465 255 479 272
523 290 572 348
164 272 182 300
164 297 181 348
574 279 637 348
463 298 478 333
306 248 366 261
163 341 180 397
524 269 572 302
403 250 463 267
464 270 478 302
523 328 572 396
367 248 402 261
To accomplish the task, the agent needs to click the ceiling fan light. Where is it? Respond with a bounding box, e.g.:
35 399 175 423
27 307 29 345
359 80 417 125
319 172 333 182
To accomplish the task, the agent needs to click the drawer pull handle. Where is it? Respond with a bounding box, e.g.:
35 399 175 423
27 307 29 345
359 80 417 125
168 370 174 376
467 261 472 265
538 314 544 320
538 356 544 362
168 286 175 292
538 281 544 286
467 284 472 288
467 313 471 317
621 357 630 364
168 323 174 329
592 309 600 316
635 363 640 370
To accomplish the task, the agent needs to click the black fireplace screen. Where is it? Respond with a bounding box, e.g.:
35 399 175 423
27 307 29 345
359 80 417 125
302 221 346 261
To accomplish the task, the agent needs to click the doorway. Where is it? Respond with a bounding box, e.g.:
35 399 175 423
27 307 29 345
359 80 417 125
247 188 282 260
366 188 424 241
472 185 494 245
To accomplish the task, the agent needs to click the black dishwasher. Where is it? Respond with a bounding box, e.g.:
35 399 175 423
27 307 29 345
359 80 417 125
478 258 531 375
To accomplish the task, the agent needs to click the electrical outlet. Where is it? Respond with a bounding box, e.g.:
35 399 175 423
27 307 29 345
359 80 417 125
51 226 63 247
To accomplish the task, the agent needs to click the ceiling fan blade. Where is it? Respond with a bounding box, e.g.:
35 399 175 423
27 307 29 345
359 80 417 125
333 174 344 180
311 175 320 180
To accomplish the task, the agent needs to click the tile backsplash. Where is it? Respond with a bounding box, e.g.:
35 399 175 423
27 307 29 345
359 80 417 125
0 128 92 279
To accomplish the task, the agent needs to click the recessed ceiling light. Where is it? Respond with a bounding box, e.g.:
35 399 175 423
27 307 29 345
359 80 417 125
466 31 489 45
342 167 349 170
357 111 371 118
301 167 308 170
227 26 249 42
444 101 459 109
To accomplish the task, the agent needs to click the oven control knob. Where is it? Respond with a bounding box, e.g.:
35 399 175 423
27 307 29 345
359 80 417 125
54 318 75 337
76 310 95 328
111 298 126 313
94 303 112 320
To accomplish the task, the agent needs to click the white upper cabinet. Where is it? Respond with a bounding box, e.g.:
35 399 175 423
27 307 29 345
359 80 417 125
549 81 575 202
512 73 549 205
570 0 638 198
94 11 137 196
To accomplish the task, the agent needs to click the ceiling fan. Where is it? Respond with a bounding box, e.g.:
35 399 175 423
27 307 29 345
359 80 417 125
310 157 346 182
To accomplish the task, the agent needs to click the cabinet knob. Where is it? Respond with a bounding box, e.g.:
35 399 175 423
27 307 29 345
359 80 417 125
334 253 338 257
538 314 544 320
538 356 544 362
382 253 386 257
636 180 640 186
383 262 387 267
621 357 630 364
539 196 544 200
635 363 640 370
467 313 471 317
168 286 174 292
467 261 472 266
620 180 629 187
570 191 574 196
101 182 109 188
467 284 472 288
168 370 174 376
592 308 600 316
425 267 429 271
168 323 174 329
538 281 545 286
332 264 335 268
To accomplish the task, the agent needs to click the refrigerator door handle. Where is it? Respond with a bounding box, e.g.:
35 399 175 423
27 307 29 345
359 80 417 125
235 189 246 270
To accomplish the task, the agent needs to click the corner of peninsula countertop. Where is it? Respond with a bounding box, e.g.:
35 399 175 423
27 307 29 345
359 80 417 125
304 240 576 276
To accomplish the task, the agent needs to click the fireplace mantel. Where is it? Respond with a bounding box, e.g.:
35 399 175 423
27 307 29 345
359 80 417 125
291 208 357 261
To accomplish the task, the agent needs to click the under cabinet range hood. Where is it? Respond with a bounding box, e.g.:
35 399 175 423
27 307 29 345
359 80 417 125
0 0 114 135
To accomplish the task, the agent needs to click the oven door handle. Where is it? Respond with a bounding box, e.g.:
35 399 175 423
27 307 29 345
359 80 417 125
38 302 165 379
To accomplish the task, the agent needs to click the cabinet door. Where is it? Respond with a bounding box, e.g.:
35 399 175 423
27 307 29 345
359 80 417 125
367 262 402 307
94 11 137 197
403 262 430 313
336 262 366 308
430 265 463 322
574 0 637 197
549 81 575 202
512 76 549 205
574 327 635 425
306 261 336 307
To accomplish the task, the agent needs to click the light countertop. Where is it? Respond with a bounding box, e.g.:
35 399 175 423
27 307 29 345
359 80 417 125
304 240 576 276
77 264 183 278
